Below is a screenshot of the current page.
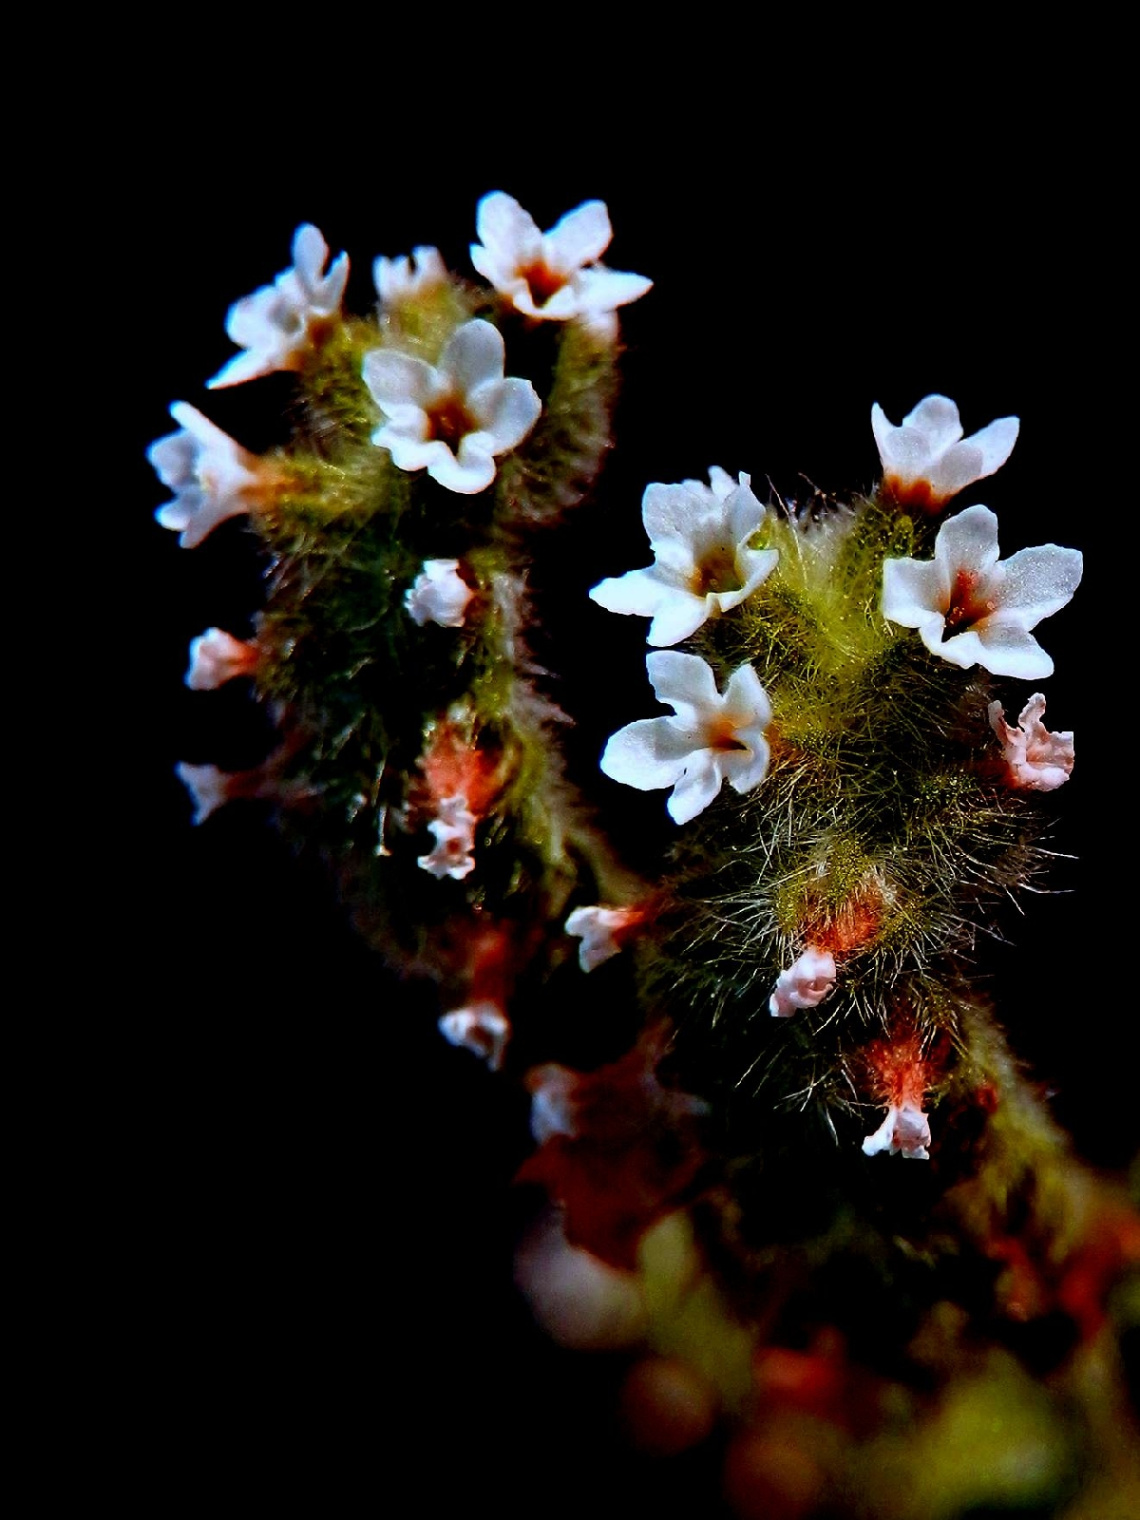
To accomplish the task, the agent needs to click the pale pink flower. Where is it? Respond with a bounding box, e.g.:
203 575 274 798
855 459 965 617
471 192 651 323
564 905 643 972
988 693 1074 791
601 652 772 825
525 1064 580 1143
149 403 267 548
363 319 541 494
438 1001 510 1071
208 224 349 388
769 947 837 1018
417 794 477 879
590 469 778 646
404 559 474 628
185 628 260 690
862 1101 932 1161
881 504 1083 679
872 394 1019 510
174 761 271 824
374 245 447 306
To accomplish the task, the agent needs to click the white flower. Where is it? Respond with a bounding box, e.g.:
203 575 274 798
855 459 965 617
881 504 1083 679
438 1001 510 1071
208 224 349 388
862 1101 931 1161
769 947 837 1019
362 319 541 495
525 1064 580 1143
149 403 266 548
988 693 1075 791
590 470 778 646
417 794 477 879
601 652 773 825
470 192 651 322
185 628 260 690
175 761 240 825
872 394 1019 510
404 559 474 628
374 245 447 306
565 905 642 972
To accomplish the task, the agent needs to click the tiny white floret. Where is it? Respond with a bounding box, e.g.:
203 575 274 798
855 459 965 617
439 1001 510 1071
590 469 779 646
208 224 349 388
404 559 474 628
363 319 541 495
769 947 837 1018
374 245 447 306
526 1064 580 1143
988 693 1075 791
601 652 773 825
186 628 260 690
872 394 1019 510
881 504 1082 679
149 403 265 548
175 761 237 825
862 1101 932 1161
565 905 642 972
471 192 651 323
417 794 477 879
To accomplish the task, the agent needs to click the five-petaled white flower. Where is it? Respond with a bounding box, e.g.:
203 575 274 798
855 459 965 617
404 559 474 628
872 394 1019 511
590 469 779 646
185 628 260 690
601 652 773 825
363 319 541 495
565 905 643 972
881 504 1082 679
374 245 447 307
418 794 477 879
988 693 1075 791
862 1101 932 1161
150 403 268 548
208 224 349 389
438 1001 510 1071
769 947 837 1019
470 192 651 323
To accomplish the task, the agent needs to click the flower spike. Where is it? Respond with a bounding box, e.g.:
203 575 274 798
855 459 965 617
872 394 1019 511
601 652 773 824
881 504 1082 679
590 469 778 646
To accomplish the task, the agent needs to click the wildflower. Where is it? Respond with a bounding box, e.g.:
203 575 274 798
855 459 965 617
363 319 540 494
769 947 837 1018
403 559 474 628
872 394 1019 510
174 761 271 824
185 628 260 690
470 191 651 322
590 470 778 646
881 504 1083 678
862 1101 932 1161
988 694 1075 791
373 245 447 306
601 652 772 824
565 905 643 972
149 403 269 548
417 794 477 879
438 1001 510 1071
526 1064 581 1143
208 224 348 388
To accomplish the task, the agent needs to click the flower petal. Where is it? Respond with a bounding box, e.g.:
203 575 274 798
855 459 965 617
442 318 506 394
600 717 696 791
992 544 1083 625
934 503 1002 576
646 650 722 722
546 199 612 268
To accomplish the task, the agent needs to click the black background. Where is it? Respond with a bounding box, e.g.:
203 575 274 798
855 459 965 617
76 56 1122 1515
